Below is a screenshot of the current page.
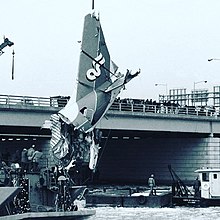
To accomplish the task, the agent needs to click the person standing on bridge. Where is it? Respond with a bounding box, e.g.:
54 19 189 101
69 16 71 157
27 145 36 171
32 149 43 172
148 174 156 196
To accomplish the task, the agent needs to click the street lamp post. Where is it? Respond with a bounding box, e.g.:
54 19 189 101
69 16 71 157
208 58 220 62
193 80 207 106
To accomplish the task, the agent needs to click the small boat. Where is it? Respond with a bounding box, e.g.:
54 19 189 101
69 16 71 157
0 186 95 219
194 168 220 207
170 165 220 207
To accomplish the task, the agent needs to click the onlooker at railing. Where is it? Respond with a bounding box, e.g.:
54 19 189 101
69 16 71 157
111 97 219 117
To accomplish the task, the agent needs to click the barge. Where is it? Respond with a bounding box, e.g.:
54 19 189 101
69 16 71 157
85 186 172 208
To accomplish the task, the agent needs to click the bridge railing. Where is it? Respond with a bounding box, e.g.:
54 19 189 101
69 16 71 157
109 102 219 117
0 95 69 108
0 94 219 117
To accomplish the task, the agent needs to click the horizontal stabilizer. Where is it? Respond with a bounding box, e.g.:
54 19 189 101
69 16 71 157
105 69 140 93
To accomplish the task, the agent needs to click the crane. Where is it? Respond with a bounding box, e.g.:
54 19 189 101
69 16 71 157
0 37 14 56
168 165 192 197
0 37 15 79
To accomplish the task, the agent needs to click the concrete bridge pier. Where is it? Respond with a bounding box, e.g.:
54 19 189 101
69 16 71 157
205 136 220 169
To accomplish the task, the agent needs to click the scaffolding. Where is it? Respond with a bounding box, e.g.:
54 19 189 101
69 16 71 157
159 86 220 107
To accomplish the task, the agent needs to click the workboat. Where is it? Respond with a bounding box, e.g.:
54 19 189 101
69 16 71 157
194 168 220 207
0 186 95 219
171 166 220 207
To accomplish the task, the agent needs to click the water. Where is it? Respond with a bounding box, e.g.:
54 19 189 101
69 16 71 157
85 206 220 220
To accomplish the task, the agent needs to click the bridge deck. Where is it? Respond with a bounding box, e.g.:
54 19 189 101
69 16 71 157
0 94 220 136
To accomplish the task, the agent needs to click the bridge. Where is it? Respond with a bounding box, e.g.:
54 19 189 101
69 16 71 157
0 94 220 137
1 94 220 185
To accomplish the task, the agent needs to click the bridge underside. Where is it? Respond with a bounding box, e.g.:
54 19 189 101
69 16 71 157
0 124 216 140
101 129 211 139
97 129 220 185
0 126 219 185
0 125 50 138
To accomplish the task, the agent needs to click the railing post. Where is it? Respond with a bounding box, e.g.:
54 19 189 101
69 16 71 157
143 104 145 112
6 95 9 105
22 97 25 105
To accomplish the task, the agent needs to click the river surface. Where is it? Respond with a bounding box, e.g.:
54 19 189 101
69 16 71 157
85 206 220 220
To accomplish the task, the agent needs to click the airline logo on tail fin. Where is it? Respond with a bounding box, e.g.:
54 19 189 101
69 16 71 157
86 53 105 81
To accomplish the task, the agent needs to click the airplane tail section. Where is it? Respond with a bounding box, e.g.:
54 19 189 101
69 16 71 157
49 12 139 171
76 13 111 101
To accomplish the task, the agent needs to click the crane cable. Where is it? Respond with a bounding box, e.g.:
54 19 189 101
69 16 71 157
12 50 15 80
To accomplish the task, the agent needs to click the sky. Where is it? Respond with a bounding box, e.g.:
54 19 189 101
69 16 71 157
1 0 220 100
